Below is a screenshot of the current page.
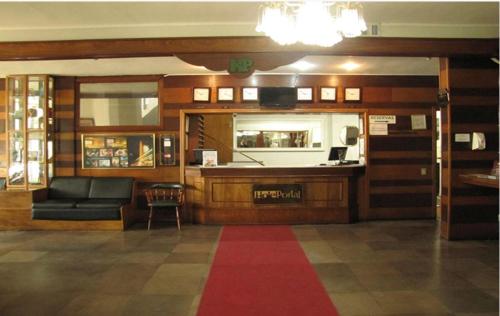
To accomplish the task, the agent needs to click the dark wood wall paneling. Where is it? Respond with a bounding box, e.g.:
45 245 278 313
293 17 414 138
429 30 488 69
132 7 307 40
368 109 436 220
163 74 438 220
54 77 77 176
71 78 180 211
0 79 5 178
440 57 499 240
4 74 438 221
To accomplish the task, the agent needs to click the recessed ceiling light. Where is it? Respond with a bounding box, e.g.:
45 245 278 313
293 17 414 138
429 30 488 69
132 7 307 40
291 60 315 71
340 61 360 71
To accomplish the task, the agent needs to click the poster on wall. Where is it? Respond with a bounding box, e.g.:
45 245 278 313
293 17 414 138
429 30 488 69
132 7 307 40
82 133 155 169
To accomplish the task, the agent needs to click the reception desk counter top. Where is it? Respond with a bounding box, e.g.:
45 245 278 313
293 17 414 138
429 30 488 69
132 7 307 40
186 164 364 177
184 164 365 225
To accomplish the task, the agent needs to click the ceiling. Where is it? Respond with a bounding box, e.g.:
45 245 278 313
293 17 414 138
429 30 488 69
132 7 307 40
0 1 497 77
0 2 498 41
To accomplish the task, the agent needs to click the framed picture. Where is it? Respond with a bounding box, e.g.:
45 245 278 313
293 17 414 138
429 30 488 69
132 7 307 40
82 133 155 169
241 87 259 102
297 87 313 102
217 87 234 102
344 87 362 102
320 86 337 102
193 87 211 103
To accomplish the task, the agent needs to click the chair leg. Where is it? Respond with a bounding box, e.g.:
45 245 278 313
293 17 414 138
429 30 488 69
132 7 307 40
176 206 181 230
148 207 153 230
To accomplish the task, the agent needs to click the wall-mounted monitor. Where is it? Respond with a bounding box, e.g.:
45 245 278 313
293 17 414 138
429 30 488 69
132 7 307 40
258 87 297 108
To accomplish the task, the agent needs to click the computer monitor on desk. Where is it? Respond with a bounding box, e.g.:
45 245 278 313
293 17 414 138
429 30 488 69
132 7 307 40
328 147 348 165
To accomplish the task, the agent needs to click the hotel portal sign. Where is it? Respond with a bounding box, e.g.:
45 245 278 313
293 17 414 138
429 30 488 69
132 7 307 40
253 184 303 204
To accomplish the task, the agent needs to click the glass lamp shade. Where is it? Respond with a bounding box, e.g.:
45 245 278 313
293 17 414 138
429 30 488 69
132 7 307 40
295 2 342 47
337 6 367 38
256 1 366 47
256 4 298 45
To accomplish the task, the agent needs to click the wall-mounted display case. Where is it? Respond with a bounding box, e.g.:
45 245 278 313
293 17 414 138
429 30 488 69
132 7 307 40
6 75 55 189
81 133 155 169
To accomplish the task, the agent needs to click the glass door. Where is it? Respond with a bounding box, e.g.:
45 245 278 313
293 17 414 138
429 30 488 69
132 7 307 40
6 75 54 189
7 76 26 187
26 76 46 187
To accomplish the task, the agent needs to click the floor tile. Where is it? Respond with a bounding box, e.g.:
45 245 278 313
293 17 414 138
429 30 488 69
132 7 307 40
300 241 341 263
58 294 130 316
141 263 209 295
0 250 47 262
431 289 499 313
371 290 452 315
172 243 216 253
164 252 211 264
123 294 195 316
329 292 385 315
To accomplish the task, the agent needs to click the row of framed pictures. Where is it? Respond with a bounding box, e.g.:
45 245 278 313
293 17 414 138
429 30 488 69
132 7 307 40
193 86 362 103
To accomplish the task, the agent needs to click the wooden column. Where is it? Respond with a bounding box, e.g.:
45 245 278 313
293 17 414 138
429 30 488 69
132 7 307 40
440 57 499 240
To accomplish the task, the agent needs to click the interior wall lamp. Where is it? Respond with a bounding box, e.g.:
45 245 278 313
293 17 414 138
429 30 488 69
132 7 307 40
256 1 367 47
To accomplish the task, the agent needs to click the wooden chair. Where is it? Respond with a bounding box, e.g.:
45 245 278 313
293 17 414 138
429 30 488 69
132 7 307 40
144 183 184 230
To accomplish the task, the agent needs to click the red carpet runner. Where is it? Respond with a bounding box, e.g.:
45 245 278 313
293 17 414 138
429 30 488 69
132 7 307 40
197 226 339 316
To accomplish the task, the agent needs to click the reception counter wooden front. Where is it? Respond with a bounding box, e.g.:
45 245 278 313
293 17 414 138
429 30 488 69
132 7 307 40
185 165 365 225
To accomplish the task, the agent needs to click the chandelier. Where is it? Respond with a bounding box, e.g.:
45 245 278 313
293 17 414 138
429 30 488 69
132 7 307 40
256 1 367 47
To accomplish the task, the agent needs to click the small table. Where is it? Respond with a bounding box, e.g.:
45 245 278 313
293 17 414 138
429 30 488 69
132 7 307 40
459 174 499 189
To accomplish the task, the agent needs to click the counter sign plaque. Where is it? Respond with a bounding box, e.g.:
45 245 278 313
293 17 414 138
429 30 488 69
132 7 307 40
253 184 303 204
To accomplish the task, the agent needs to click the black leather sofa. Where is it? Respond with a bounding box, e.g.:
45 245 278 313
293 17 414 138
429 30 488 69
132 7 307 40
32 177 135 222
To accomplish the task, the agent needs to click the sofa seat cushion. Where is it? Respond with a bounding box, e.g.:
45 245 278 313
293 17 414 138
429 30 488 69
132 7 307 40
76 199 129 209
32 199 78 209
32 208 121 221
151 200 180 207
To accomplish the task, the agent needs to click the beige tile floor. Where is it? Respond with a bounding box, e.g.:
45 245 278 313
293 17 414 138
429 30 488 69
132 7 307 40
0 220 497 316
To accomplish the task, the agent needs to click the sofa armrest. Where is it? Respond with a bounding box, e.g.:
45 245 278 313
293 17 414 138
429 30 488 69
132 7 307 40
32 188 48 203
120 180 137 230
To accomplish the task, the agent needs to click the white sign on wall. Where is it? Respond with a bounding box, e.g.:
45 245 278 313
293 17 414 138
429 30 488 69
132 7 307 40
369 115 396 124
455 133 471 142
369 123 388 135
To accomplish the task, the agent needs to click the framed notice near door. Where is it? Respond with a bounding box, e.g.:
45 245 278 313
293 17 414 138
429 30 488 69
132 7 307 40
160 134 176 165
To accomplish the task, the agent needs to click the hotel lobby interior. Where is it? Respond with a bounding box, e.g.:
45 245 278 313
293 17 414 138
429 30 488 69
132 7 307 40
0 2 498 315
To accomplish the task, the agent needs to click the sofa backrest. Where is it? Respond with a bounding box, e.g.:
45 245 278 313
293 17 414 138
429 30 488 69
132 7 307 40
89 177 134 199
48 177 92 199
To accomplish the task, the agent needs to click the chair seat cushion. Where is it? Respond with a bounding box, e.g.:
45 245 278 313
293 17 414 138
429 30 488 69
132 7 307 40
76 199 130 209
32 208 121 220
32 199 78 209
151 200 180 207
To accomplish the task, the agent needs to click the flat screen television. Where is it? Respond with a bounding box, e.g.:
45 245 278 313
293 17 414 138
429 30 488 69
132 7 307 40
259 87 297 107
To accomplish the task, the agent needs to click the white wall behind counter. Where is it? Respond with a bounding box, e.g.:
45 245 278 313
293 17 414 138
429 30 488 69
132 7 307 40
232 113 360 166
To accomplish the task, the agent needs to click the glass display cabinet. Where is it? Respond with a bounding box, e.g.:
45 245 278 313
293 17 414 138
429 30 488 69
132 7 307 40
6 75 55 189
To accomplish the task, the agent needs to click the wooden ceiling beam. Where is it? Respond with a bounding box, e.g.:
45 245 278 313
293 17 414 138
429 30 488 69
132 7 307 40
0 36 497 61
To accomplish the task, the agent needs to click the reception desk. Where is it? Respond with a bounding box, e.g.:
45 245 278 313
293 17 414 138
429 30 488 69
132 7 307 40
185 165 365 224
